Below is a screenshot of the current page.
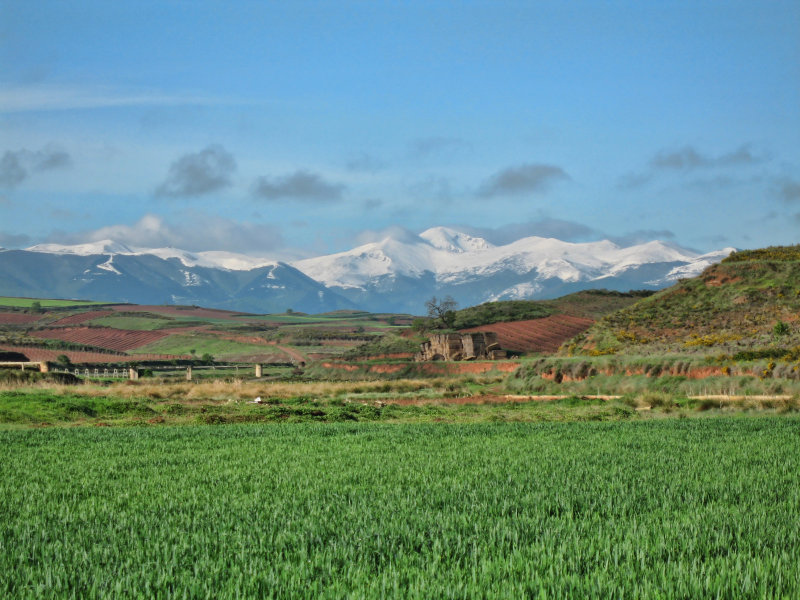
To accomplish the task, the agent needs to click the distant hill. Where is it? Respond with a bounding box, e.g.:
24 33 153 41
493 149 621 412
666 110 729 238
568 245 800 357
0 250 355 314
451 289 650 329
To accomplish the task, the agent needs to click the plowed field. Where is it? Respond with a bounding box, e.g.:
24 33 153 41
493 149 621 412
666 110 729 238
0 312 40 325
30 327 171 351
112 305 246 319
49 310 115 326
462 315 595 353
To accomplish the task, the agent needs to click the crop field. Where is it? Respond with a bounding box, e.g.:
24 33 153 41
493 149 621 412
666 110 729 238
48 310 116 326
86 314 181 331
130 334 291 361
0 345 181 364
0 312 42 325
1 418 798 598
0 297 107 308
462 314 595 353
111 305 248 320
30 326 172 352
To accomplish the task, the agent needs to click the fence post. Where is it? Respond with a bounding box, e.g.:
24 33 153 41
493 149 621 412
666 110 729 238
255 364 262 378
129 368 138 381
186 366 192 381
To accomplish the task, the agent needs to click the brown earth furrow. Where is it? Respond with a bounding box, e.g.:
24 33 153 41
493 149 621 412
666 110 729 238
112 305 247 319
0 312 41 325
462 315 595 353
0 344 189 364
30 327 171 351
48 310 115 326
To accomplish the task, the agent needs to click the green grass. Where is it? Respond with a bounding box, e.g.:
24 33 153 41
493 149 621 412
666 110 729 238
130 334 282 360
0 390 156 424
0 387 636 426
0 297 108 308
1 418 798 597
572 253 800 356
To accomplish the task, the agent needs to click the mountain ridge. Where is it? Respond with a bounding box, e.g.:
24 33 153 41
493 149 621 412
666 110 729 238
3 227 735 313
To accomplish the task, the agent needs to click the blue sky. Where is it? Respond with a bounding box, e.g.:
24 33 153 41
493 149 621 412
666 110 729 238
1 0 798 258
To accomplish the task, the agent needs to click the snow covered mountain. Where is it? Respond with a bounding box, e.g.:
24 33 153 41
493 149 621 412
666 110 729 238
292 227 735 312
27 240 277 271
0 247 355 314
0 227 734 313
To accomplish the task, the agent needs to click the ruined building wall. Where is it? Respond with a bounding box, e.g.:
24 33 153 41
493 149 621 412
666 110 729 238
416 332 506 361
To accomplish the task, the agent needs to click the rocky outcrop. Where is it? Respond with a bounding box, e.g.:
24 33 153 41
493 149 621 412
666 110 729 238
416 332 507 361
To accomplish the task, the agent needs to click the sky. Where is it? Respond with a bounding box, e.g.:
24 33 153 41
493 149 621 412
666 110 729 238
1 0 799 259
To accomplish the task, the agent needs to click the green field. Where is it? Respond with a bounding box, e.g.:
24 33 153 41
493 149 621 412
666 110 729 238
131 334 286 360
1 418 798 598
0 297 107 308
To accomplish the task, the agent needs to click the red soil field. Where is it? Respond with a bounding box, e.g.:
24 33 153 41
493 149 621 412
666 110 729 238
461 315 595 353
112 305 247 319
30 327 171 351
48 310 114 326
0 312 41 325
0 345 183 364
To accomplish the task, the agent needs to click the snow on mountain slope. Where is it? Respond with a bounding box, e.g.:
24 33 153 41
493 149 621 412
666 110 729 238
292 231 711 290
419 227 494 253
645 247 738 285
28 240 135 256
25 240 276 271
18 228 733 312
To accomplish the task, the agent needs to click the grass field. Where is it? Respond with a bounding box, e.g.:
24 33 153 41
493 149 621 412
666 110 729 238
130 334 282 360
0 297 107 308
1 418 798 597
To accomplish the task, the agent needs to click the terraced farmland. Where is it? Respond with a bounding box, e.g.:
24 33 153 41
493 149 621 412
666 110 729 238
29 326 171 352
49 310 115 326
463 314 595 353
112 305 247 320
0 312 41 325
0 345 179 364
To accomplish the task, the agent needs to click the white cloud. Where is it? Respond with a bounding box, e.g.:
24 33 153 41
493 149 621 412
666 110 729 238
45 213 284 255
0 84 231 113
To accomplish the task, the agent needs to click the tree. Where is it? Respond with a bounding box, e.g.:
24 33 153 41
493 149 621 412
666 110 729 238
55 354 72 368
201 353 214 364
30 301 43 314
425 296 458 329
411 317 430 333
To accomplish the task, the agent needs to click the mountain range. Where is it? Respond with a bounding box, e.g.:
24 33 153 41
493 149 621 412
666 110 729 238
0 227 734 314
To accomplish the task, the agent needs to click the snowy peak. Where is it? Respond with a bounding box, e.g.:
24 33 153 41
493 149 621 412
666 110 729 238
419 227 493 253
15 227 735 312
27 239 135 255
24 240 277 271
293 237 436 288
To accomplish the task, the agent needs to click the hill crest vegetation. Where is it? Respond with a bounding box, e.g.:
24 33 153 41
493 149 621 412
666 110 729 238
567 245 800 358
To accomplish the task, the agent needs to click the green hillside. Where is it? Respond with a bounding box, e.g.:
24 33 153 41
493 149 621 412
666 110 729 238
569 245 800 357
450 290 650 330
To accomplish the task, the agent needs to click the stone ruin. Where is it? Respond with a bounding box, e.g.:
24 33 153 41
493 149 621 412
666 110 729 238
416 332 506 361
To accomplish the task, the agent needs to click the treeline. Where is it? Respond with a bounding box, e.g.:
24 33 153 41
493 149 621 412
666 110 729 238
451 301 554 330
